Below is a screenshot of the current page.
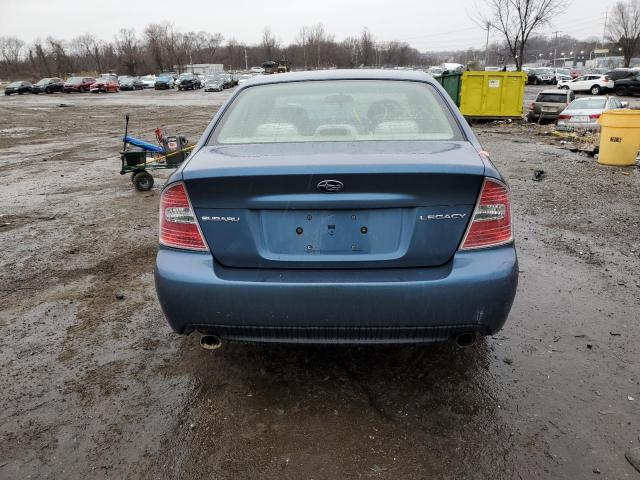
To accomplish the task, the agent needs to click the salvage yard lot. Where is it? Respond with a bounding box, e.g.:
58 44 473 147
1 86 639 479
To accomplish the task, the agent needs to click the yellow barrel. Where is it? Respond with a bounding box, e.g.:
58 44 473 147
597 110 640 166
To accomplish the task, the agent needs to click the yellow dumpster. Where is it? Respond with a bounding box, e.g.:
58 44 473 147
459 71 527 119
597 110 640 166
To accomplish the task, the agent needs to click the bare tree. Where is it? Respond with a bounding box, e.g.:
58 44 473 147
73 34 104 73
197 31 224 62
261 27 280 60
297 26 308 69
478 0 569 70
0 36 25 74
115 29 140 75
144 23 168 72
46 37 74 75
359 28 375 66
607 0 640 68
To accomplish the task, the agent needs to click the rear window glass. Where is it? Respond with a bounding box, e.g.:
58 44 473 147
536 93 567 103
567 99 606 110
211 80 462 144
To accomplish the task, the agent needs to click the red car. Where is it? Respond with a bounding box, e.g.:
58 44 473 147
90 75 120 93
64 77 96 93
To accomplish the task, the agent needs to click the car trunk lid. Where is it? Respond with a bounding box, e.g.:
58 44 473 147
183 141 485 269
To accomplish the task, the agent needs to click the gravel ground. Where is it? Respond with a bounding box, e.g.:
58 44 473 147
1 87 639 480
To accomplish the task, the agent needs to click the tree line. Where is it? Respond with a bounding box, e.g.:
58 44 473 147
0 24 431 80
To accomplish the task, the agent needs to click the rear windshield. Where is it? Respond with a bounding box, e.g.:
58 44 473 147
567 99 606 110
536 93 567 103
211 80 462 144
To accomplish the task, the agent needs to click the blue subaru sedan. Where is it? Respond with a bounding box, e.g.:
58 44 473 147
155 70 517 347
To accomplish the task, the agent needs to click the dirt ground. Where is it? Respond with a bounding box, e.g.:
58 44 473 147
1 87 640 480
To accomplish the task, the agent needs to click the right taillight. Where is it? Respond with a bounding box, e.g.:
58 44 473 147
461 178 512 250
159 182 208 251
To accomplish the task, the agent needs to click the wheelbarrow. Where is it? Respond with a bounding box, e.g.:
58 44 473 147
119 114 194 191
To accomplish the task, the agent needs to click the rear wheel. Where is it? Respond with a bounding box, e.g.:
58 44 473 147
559 85 569 90
45 87 52 94
590 85 601 95
133 171 154 191
616 86 628 96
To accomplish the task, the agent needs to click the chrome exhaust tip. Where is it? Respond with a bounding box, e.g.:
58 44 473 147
455 332 477 348
200 334 222 350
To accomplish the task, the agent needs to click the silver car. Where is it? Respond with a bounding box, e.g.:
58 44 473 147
557 96 627 131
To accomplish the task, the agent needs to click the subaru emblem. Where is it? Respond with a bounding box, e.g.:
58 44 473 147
317 180 344 193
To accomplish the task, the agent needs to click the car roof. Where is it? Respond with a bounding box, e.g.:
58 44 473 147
246 69 434 86
571 96 607 103
539 89 567 94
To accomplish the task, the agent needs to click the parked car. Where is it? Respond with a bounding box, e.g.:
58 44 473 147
557 74 614 95
63 77 96 93
154 76 175 90
614 72 640 96
4 81 33 95
31 77 65 94
605 68 640 83
528 68 555 85
570 68 584 79
154 70 518 348
177 73 202 90
237 73 255 85
427 66 444 77
140 75 156 88
557 96 627 131
527 89 575 122
90 75 119 93
222 73 235 88
553 68 571 83
203 76 224 92
118 76 144 90
250 66 265 73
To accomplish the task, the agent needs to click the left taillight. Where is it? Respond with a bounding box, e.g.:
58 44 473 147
159 182 208 251
460 178 513 250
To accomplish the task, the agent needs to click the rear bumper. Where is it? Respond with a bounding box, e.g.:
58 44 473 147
529 111 561 120
155 245 518 344
556 122 600 131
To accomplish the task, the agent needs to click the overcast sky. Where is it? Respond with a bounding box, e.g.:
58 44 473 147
0 0 612 51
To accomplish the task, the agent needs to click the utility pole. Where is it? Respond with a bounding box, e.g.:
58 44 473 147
244 47 248 71
601 8 608 47
484 22 491 67
552 31 560 67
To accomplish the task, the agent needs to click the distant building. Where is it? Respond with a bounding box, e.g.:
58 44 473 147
585 56 640 69
175 64 224 75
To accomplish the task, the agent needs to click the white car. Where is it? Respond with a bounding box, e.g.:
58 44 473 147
237 73 256 85
250 67 264 74
427 66 444 77
557 96 627 131
140 75 156 88
557 74 614 95
553 68 572 83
